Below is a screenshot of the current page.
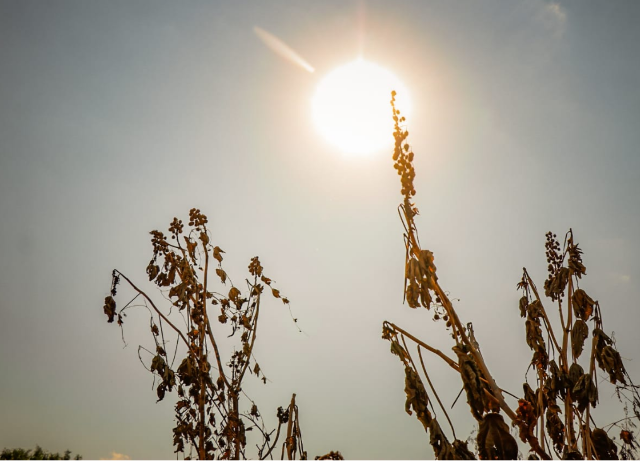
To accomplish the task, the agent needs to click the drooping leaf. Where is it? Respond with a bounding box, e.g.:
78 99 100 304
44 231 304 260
519 296 528 318
103 296 116 323
477 413 518 460
213 246 224 263
591 428 618 460
146 262 160 281
453 345 486 421
403 366 432 428
545 403 565 453
571 319 589 359
572 289 595 320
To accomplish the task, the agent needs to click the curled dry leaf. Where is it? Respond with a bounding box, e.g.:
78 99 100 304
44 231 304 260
428 419 476 460
572 289 595 321
103 296 116 323
545 403 565 454
519 296 528 318
571 319 589 359
403 366 432 427
591 428 618 460
453 345 486 421
571 373 598 413
477 413 518 460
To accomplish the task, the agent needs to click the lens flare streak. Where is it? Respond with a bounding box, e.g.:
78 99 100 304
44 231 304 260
254 26 315 73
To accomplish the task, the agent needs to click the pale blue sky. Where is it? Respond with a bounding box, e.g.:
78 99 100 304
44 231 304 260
1 1 639 459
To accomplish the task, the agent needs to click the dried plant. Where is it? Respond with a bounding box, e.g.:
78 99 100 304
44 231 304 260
383 91 640 460
102 208 315 460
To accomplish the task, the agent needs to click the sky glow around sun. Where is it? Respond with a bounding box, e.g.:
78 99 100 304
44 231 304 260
312 59 411 156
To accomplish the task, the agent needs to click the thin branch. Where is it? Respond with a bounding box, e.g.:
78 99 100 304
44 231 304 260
115 270 190 348
417 345 457 440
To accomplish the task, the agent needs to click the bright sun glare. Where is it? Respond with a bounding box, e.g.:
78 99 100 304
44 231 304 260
312 59 411 156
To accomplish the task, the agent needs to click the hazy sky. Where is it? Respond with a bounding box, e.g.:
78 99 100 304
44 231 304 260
1 1 639 459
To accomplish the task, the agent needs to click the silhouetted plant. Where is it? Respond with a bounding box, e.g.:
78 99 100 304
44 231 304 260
1 446 81 460
103 208 313 460
383 91 640 460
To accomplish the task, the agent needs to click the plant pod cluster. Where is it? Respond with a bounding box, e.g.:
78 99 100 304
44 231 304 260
477 413 518 460
544 267 569 302
405 250 438 309
515 399 538 443
391 91 416 201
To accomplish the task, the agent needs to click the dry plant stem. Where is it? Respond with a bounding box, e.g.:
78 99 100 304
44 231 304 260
523 270 562 355
584 334 598 459
233 391 241 459
432 281 518 422
537 368 545 453
115 270 190 348
564 276 577 449
387 322 459 372
176 257 231 390
293 404 304 458
285 394 296 460
261 421 283 460
237 293 261 385
198 245 209 460
418 346 457 439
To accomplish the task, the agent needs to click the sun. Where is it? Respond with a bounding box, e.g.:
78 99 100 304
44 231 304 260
312 58 411 156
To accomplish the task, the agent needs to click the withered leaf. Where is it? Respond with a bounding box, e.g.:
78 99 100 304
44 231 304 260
572 373 598 413
453 345 486 421
591 428 618 460
546 405 565 453
215 268 227 284
568 363 584 388
620 430 635 446
229 286 240 303
390 341 409 362
403 366 432 428
184 237 197 262
572 289 595 320
477 413 518 460
146 262 159 281
519 296 528 318
103 296 116 323
213 246 224 263
598 345 626 385
571 319 589 359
